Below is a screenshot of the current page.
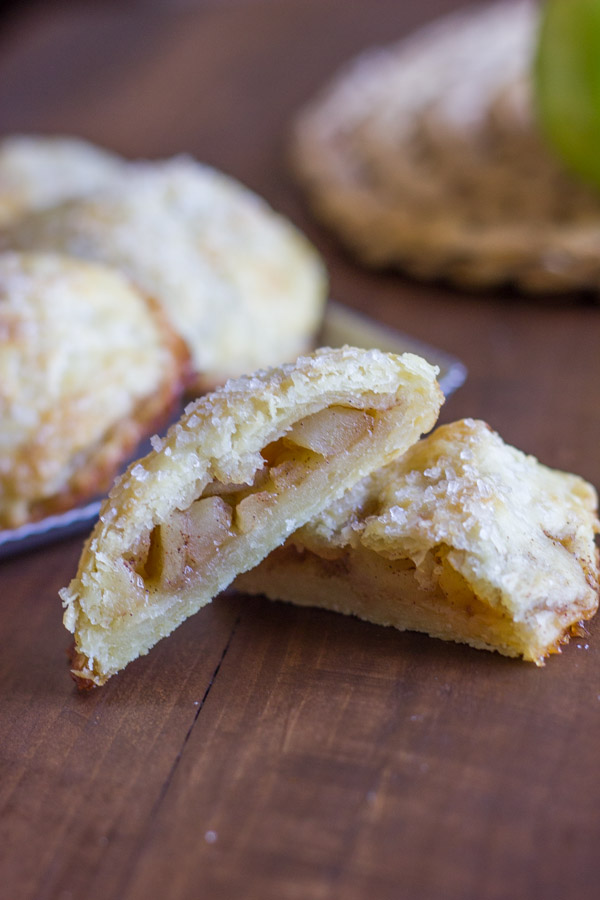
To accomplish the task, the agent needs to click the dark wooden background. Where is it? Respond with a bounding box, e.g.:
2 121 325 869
1 1 599 898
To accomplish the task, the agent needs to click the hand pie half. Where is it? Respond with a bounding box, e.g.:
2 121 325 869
236 419 600 663
61 346 443 686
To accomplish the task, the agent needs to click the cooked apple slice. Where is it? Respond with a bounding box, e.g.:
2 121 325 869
283 405 373 456
61 345 443 686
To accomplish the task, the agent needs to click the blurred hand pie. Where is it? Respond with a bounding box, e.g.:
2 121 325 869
3 156 327 391
290 0 600 293
0 251 186 529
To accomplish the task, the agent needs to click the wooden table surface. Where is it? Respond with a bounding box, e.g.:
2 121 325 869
1 1 599 898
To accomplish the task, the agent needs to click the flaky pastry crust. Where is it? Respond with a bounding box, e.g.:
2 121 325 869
237 419 600 663
60 346 442 686
0 252 187 529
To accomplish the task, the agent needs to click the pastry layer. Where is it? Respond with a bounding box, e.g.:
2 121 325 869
61 346 442 685
237 419 600 662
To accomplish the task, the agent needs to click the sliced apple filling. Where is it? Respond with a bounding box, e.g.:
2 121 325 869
128 405 376 593
139 496 234 588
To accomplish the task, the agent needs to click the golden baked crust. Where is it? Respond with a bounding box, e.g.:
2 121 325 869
0 135 123 227
60 346 443 686
290 1 600 292
237 419 600 663
0 252 187 529
3 156 327 390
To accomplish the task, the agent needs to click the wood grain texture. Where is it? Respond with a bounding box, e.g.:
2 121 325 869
0 538 243 900
0 1 599 898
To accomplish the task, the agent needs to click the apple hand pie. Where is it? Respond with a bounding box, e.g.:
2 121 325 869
236 419 600 664
0 252 186 529
2 156 327 392
60 346 443 686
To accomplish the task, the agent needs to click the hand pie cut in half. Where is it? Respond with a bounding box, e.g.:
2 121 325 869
0 134 124 228
3 156 327 391
0 252 186 529
61 346 443 686
237 419 600 664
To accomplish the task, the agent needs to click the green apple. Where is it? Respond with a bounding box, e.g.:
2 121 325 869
534 0 600 190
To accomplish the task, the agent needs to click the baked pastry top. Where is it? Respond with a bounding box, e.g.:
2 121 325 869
0 252 186 529
2 156 327 390
60 346 443 686
290 0 600 292
237 419 599 663
0 135 123 228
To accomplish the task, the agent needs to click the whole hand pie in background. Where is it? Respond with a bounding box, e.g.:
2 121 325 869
1 155 327 392
0 252 186 529
60 346 443 686
237 419 600 664
0 135 124 228
290 0 600 292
